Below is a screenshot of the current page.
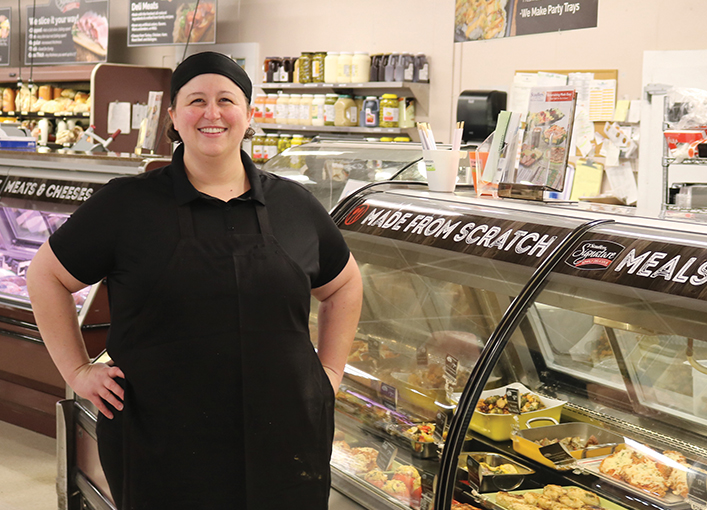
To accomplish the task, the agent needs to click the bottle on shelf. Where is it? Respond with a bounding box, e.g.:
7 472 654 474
370 55 382 82
264 93 278 123
378 54 390 81
413 53 429 83
361 96 380 128
253 93 267 123
288 94 302 125
299 94 314 125
275 93 290 124
267 57 282 83
398 96 415 128
385 53 399 82
277 133 292 153
334 95 358 127
263 133 279 162
351 52 371 83
280 57 294 83
298 52 313 83
311 94 326 126
397 53 415 82
312 52 326 83
324 52 339 83
379 94 399 128
324 93 338 126
252 134 265 163
337 52 353 83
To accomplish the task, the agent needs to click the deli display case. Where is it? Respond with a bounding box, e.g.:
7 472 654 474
318 178 707 510
0 150 168 438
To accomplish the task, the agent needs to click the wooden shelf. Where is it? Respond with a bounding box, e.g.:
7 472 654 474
0 65 95 84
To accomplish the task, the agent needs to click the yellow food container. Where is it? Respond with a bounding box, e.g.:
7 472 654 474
469 382 565 442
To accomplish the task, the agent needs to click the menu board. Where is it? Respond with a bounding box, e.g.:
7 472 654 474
25 0 108 65
128 1 217 46
0 9 10 66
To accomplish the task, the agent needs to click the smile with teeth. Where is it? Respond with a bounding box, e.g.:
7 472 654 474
199 127 226 134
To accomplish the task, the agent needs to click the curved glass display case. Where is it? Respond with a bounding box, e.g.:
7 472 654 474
325 180 707 510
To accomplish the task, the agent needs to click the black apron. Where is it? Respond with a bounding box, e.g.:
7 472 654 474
97 195 335 510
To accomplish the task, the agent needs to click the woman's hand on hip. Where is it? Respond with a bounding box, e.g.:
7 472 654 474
70 363 125 419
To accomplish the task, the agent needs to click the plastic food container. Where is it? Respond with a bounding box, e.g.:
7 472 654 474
466 452 535 493
469 382 565 442
512 421 624 470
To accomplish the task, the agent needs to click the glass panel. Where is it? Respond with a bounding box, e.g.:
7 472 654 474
0 207 89 309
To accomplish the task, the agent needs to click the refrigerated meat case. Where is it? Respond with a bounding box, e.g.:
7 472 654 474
0 150 168 438
320 178 707 510
61 142 707 510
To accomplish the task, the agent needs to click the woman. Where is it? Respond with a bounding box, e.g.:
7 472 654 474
27 52 362 510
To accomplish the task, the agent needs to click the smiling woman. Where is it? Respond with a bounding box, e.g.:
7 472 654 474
27 51 362 510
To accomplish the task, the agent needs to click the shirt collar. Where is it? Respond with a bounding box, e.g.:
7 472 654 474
170 143 266 206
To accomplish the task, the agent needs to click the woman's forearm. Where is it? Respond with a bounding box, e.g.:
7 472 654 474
313 255 363 391
27 242 91 387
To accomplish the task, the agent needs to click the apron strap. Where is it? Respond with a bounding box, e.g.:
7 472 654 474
177 204 196 238
254 201 274 241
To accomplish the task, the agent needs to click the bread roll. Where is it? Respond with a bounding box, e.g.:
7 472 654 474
3 88 15 112
53 87 63 99
38 85 52 101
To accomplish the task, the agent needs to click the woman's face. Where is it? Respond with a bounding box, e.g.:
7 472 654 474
168 73 253 161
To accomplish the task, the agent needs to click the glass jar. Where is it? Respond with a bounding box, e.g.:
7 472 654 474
336 52 353 83
253 93 267 124
264 93 278 123
298 52 313 83
287 94 301 125
351 52 371 83
312 52 326 83
289 135 305 169
277 134 292 153
263 134 279 162
324 93 338 126
299 94 314 126
334 95 358 127
252 134 265 163
311 94 326 126
275 93 290 124
379 93 399 128
324 52 339 83
398 97 415 128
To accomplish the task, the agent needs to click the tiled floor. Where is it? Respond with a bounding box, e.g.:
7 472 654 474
0 420 57 510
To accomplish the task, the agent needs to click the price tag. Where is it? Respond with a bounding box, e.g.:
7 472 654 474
380 382 398 411
444 354 458 383
688 463 707 510
417 345 429 366
433 410 449 442
377 440 398 471
506 387 521 415
368 338 380 360
539 442 575 468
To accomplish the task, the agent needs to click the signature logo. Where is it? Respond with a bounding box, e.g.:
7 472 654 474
565 240 625 270
344 204 369 226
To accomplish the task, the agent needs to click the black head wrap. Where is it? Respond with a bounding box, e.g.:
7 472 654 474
170 51 252 104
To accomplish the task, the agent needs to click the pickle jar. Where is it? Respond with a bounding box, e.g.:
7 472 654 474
379 93 399 128
312 52 326 83
251 134 265 164
263 134 279 162
277 134 292 153
323 93 338 126
298 52 313 83
289 135 305 169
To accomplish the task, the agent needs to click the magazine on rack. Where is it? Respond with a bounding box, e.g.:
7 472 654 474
511 86 577 191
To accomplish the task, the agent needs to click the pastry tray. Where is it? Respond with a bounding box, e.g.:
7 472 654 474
576 457 688 508
478 487 627 510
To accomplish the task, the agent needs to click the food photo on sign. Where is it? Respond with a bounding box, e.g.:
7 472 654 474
72 10 108 62
454 0 514 41
172 1 216 43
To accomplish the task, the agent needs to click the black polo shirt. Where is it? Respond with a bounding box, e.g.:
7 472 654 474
49 145 350 343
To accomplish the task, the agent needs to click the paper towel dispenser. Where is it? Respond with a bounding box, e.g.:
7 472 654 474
457 90 507 143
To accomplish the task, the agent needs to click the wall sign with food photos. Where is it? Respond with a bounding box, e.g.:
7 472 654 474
454 0 598 42
0 9 10 66
128 1 216 47
25 0 108 65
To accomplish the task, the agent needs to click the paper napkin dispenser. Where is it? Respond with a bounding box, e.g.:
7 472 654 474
457 90 507 143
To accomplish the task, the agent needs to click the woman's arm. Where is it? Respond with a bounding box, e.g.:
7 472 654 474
26 241 124 418
311 254 363 392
